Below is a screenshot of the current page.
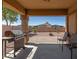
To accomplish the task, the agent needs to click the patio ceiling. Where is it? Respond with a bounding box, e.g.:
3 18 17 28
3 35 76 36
17 0 76 9
3 0 76 15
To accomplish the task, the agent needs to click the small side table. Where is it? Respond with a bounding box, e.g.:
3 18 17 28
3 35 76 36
2 37 14 58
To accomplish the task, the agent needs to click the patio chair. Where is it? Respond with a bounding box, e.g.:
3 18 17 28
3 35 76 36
57 32 70 51
58 32 69 41
66 33 77 59
58 32 69 44
58 32 77 59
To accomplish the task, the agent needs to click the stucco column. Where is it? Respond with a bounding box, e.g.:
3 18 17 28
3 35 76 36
74 12 77 33
21 14 29 44
66 15 69 32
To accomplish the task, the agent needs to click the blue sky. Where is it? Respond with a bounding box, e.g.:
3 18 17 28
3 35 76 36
2 16 66 27
29 16 66 26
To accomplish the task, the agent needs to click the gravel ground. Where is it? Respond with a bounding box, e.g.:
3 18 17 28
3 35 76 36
28 32 66 44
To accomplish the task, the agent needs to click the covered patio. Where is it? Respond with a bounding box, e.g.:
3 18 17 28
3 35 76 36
2 0 77 59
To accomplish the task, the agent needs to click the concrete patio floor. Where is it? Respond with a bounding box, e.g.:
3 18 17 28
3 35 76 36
3 32 77 59
4 44 77 59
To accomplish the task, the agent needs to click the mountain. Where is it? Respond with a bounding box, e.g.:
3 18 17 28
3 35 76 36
31 22 65 32
2 22 65 33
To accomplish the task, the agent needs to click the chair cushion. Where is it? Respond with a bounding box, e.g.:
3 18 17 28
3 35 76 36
58 32 69 41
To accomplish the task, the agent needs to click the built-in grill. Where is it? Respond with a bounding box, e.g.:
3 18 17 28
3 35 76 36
3 30 25 57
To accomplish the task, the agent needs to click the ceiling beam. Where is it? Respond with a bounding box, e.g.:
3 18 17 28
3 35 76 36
27 9 68 16
68 3 77 15
3 0 25 15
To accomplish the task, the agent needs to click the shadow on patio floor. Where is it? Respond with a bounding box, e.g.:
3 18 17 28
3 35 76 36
4 44 77 59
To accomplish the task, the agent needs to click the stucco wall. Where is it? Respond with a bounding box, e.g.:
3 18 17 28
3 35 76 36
2 25 22 36
68 4 77 34
2 25 12 36
68 12 76 34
